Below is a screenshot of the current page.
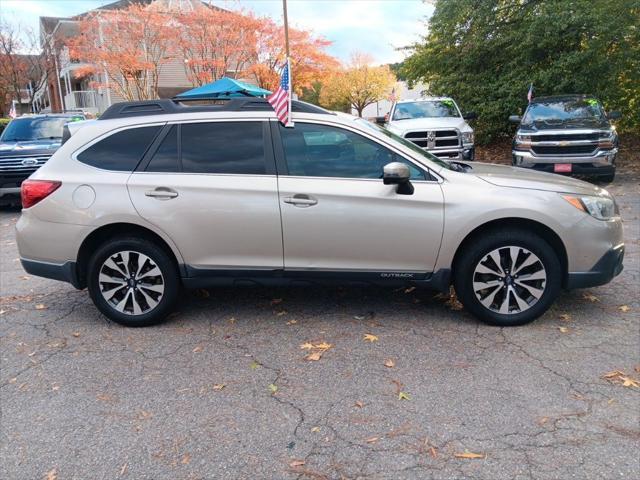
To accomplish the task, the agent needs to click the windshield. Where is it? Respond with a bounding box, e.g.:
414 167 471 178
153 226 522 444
356 118 455 171
523 99 605 124
392 100 460 121
0 117 77 142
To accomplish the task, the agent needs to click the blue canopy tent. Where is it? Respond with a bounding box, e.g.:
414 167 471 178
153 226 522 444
175 77 272 100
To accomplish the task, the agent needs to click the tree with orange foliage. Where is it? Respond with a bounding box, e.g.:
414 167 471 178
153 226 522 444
250 18 339 95
320 53 396 117
69 4 175 101
0 20 30 111
177 7 260 86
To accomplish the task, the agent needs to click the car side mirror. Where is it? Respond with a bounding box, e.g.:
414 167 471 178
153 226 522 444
462 111 477 120
607 111 621 120
509 115 521 124
374 116 386 125
383 162 414 195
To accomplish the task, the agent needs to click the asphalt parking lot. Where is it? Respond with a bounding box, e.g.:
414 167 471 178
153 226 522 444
1 163 638 479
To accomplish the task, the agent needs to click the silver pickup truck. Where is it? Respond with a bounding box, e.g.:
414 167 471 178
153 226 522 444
509 95 620 182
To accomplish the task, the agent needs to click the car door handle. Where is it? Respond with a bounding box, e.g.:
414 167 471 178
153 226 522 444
145 187 178 199
283 194 318 207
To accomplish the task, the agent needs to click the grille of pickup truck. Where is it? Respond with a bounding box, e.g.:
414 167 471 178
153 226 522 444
403 130 460 149
0 156 50 177
531 145 597 155
533 133 600 142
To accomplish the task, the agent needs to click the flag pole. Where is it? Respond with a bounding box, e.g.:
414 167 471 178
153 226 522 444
282 0 294 127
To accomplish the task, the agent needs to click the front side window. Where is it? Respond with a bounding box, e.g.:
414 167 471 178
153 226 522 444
181 122 265 175
78 125 161 171
392 101 460 121
280 123 425 180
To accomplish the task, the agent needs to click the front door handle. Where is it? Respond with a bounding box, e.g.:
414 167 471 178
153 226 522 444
145 187 178 200
283 194 318 207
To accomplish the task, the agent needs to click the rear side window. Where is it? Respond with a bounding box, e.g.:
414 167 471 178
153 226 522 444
77 126 161 171
146 125 178 172
181 122 265 174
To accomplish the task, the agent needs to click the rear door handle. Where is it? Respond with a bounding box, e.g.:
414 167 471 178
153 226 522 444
283 194 318 207
145 187 178 200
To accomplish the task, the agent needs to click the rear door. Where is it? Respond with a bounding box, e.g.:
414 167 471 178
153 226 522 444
127 120 283 272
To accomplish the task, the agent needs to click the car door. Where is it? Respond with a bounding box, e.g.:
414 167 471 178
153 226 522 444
273 120 444 274
127 120 283 272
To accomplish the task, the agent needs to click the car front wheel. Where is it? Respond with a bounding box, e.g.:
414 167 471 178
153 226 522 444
454 229 562 326
87 237 180 327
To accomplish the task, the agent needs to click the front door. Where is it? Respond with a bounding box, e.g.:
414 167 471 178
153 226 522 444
274 121 444 274
128 120 283 272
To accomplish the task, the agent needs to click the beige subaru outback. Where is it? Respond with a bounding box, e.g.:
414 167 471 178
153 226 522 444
16 98 624 327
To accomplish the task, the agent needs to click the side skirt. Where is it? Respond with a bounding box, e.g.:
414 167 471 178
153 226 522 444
181 266 452 293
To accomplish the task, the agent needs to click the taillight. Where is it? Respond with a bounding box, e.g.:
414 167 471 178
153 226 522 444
21 180 61 209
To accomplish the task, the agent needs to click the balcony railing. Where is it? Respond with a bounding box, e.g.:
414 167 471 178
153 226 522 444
64 90 102 114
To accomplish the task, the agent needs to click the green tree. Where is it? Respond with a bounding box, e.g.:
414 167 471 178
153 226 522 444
402 0 639 143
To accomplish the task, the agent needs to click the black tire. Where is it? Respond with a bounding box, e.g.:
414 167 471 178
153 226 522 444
453 228 562 326
599 172 615 183
87 236 180 327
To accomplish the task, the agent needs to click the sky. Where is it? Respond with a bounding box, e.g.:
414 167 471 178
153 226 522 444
0 0 434 64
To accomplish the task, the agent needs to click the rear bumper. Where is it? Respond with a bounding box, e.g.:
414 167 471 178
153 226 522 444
20 258 82 289
566 244 624 289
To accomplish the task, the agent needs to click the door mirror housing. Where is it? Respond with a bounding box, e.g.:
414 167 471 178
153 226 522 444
462 111 477 120
607 111 621 120
508 115 521 124
374 116 386 125
383 162 414 195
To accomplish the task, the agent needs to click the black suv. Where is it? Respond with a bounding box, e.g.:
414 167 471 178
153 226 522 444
509 95 620 182
0 113 84 202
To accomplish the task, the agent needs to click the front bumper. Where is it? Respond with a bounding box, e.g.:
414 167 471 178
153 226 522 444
426 146 475 161
512 148 617 167
566 244 624 289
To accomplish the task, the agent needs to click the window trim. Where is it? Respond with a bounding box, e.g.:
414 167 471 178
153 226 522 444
270 119 441 183
72 122 166 173
136 119 276 176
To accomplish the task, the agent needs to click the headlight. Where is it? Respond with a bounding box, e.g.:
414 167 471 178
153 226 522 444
462 131 474 144
514 134 531 150
598 130 617 149
562 194 618 220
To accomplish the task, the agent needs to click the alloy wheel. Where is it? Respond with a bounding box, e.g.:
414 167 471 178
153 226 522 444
98 250 164 315
472 246 547 315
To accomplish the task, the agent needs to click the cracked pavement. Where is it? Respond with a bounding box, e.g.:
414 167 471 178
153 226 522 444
1 165 638 479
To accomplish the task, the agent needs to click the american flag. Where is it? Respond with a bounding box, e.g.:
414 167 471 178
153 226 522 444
268 61 292 126
527 83 534 103
8 101 17 119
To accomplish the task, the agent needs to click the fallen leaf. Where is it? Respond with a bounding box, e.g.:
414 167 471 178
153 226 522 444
275 310 287 316
268 383 278 394
181 453 191 464
602 370 640 388
138 410 152 419
316 342 332 350
120 463 128 475
249 361 261 370
454 451 485 459
366 436 379 443
286 319 298 325
619 305 631 313
404 286 416 294
384 359 395 368
20 275 29 280
363 333 379 342
71 332 81 338
398 391 410 401
289 459 305 468
305 351 323 361
429 446 438 458
212 383 226 391
192 345 203 353
559 313 572 321
558 326 569 333
300 342 314 350
311 426 321 432
35 304 47 310
45 468 57 480
354 401 364 408
582 293 600 303
621 376 640 388
9 377 17 384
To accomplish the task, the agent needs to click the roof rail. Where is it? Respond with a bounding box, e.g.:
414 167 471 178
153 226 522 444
98 97 332 120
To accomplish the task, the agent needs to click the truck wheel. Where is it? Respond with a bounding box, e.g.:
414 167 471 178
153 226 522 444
454 229 561 326
599 172 615 183
87 237 180 327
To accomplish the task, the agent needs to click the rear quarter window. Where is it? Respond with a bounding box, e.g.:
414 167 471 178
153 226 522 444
77 125 161 171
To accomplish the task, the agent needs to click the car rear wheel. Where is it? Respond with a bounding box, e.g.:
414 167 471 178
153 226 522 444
87 237 179 327
454 229 562 326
